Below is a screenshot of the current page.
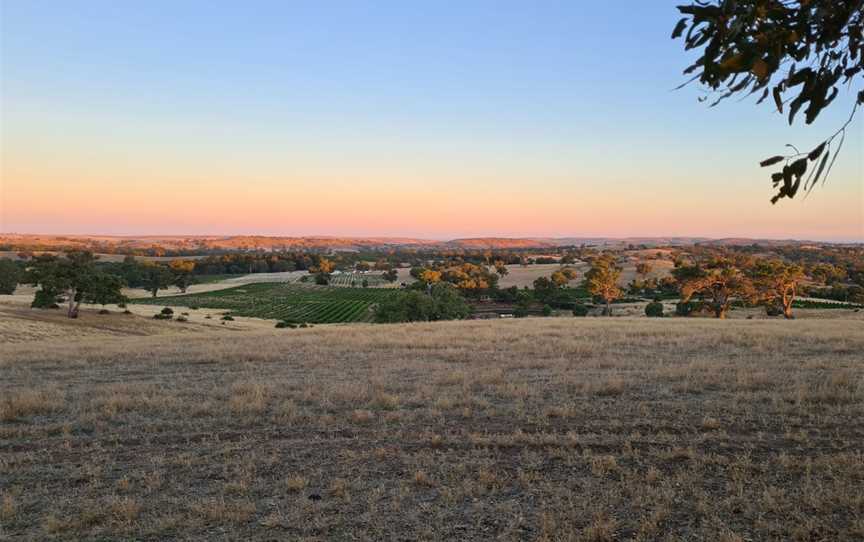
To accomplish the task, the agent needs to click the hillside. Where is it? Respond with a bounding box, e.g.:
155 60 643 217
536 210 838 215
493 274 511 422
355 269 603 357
2 316 862 540
1 233 853 255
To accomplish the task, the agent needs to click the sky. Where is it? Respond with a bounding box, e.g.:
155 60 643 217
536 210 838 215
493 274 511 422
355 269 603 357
1 1 862 241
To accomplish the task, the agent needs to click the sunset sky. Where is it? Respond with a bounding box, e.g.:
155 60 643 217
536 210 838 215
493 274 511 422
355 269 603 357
1 1 862 241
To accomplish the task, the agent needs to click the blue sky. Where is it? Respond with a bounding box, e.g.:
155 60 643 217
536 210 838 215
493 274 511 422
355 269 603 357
1 1 861 240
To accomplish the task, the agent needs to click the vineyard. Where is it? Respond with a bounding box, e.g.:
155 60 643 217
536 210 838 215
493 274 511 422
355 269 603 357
131 283 399 323
326 272 393 288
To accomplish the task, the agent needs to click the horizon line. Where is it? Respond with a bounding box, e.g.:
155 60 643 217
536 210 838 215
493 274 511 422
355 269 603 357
2 231 863 244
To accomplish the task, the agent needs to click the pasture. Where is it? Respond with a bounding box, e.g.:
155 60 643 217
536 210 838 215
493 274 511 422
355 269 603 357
1 314 862 540
130 283 398 323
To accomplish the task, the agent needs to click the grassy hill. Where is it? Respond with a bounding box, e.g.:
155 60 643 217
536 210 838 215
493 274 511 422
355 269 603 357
2 316 862 540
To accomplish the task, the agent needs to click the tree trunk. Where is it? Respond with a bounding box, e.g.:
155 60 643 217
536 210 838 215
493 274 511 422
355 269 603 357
151 288 158 298
783 286 795 319
605 298 612 316
67 288 78 318
714 303 728 319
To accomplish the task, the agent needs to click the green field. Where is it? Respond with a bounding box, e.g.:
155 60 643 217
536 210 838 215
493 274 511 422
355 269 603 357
132 283 399 323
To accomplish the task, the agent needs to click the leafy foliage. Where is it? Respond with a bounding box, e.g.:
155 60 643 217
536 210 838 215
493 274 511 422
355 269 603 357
747 259 805 318
571 303 589 317
674 1 863 202
585 256 623 316
0 259 22 295
375 283 470 323
676 259 756 319
645 300 665 318
26 252 124 318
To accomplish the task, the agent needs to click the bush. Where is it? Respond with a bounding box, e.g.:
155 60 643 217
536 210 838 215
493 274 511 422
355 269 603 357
645 301 664 317
275 321 297 329
31 289 61 309
98 309 110 315
675 301 694 317
542 304 553 317
221 315 234 321
176 315 188 322
153 313 172 320
764 304 783 317
572 304 589 317
160 307 174 315
123 309 133 315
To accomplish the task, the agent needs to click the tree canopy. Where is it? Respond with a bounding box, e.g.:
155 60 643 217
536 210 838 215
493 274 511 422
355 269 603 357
674 1 863 203
26 252 125 318
0 260 22 295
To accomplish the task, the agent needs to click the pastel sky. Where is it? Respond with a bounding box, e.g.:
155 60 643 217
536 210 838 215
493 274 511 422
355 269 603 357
1 1 862 241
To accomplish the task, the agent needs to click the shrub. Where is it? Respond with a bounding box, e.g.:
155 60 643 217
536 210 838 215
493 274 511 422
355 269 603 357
98 309 110 315
153 313 172 320
542 304 553 317
765 304 783 317
572 304 589 317
275 321 297 329
675 301 694 317
645 300 664 318
123 309 133 315
31 289 61 309
160 307 174 315
176 315 188 322
221 315 234 321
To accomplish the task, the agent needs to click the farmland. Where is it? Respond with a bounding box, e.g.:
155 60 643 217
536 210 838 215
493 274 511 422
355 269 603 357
131 283 398 323
325 272 393 288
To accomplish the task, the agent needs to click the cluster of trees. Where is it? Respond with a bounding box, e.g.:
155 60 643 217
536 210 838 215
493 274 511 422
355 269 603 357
103 257 197 297
409 263 501 295
23 252 127 318
0 252 206 318
673 257 806 319
374 283 470 323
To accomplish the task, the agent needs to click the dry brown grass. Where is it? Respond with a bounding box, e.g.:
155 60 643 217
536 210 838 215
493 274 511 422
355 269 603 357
1 316 862 540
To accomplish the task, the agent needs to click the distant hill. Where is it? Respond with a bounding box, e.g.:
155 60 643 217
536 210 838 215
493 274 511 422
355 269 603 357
0 233 853 254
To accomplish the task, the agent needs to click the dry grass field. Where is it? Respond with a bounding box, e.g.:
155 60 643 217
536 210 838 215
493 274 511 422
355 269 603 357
1 314 863 540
